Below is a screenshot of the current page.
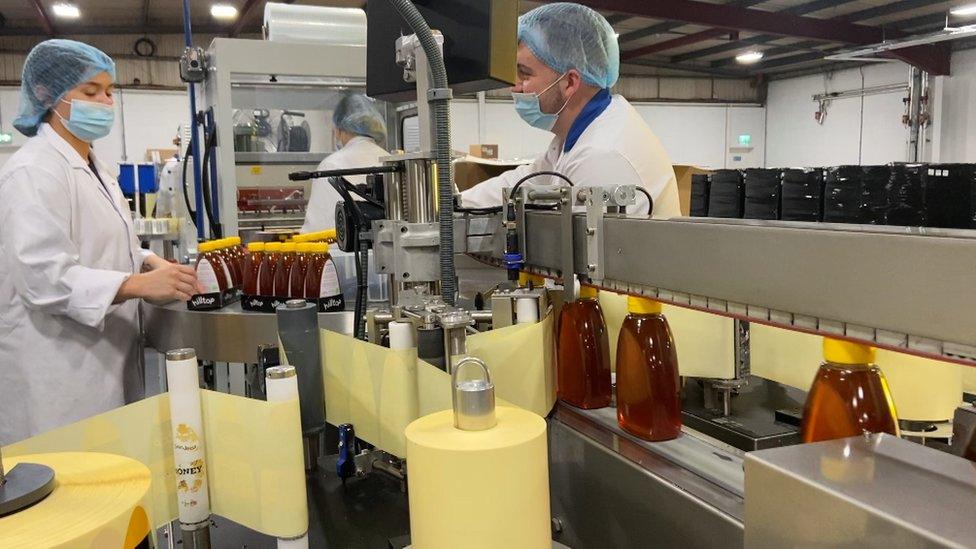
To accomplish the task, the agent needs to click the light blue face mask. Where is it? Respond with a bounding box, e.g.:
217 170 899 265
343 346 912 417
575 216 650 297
511 73 571 132
55 98 114 142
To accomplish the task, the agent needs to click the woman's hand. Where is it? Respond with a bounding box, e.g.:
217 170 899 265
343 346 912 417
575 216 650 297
142 254 172 272
116 262 202 304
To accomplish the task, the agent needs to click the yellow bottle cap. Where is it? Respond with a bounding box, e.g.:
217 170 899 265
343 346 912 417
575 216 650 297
823 338 876 364
312 242 329 253
265 242 283 252
579 285 599 299
518 272 546 286
198 241 214 253
228 236 242 246
282 243 297 253
247 241 266 252
294 229 337 243
212 238 229 249
627 296 662 314
297 243 315 253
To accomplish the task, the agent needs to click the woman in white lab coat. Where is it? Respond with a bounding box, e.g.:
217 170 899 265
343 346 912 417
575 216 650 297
301 93 389 233
0 40 200 443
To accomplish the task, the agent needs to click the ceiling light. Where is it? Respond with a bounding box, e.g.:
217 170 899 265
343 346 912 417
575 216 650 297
951 4 976 16
210 4 239 20
52 3 80 19
735 51 764 64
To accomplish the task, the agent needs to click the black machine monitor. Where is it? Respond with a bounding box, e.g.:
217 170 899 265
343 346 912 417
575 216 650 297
366 0 519 102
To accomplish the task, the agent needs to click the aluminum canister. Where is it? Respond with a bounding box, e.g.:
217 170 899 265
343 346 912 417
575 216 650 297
451 356 496 431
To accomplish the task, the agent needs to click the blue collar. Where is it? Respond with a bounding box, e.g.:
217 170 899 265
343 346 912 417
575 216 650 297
563 89 612 153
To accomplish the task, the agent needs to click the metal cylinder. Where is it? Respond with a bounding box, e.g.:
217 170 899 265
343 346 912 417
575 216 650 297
452 357 496 431
403 159 438 224
181 522 212 549
417 326 446 371
276 300 325 471
383 171 405 222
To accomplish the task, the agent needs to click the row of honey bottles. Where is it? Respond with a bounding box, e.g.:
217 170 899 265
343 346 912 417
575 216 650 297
556 284 899 444
195 230 341 301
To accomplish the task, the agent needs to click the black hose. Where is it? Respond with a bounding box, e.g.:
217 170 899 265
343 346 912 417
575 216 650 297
389 0 456 305
636 187 654 215
200 125 222 238
508 171 575 201
180 144 197 226
356 238 369 340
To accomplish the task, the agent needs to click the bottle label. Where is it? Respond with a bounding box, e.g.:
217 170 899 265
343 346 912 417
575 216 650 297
196 259 220 293
321 259 342 297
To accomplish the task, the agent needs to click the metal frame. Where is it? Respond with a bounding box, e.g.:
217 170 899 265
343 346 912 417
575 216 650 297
465 213 976 363
202 38 367 236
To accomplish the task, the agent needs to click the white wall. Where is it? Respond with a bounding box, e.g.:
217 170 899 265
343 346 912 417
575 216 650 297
933 48 976 163
765 62 913 168
450 98 764 169
0 87 190 175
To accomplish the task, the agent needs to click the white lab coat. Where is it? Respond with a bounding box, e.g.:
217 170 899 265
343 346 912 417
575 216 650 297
301 136 390 233
0 124 152 444
461 95 682 218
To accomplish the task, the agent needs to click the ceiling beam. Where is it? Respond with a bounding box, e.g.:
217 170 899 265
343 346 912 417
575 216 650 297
581 0 895 45
712 40 822 67
604 13 631 26
625 58 749 78
229 0 264 37
26 0 55 36
675 0 938 64
617 0 765 45
0 24 235 37
621 28 737 60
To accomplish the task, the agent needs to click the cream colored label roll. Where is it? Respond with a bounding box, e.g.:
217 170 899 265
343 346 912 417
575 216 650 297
165 350 211 526
389 321 417 350
406 406 551 549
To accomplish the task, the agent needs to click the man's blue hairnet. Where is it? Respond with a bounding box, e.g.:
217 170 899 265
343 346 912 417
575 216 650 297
333 93 387 144
14 39 116 137
518 3 620 89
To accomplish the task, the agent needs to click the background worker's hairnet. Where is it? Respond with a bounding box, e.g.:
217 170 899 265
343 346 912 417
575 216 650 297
13 39 116 137
518 3 620 89
333 93 387 144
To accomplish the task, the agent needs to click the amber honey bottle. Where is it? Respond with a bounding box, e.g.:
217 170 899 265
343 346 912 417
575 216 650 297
616 297 681 442
259 242 282 296
288 243 313 299
557 285 612 409
242 241 265 295
273 243 297 297
801 338 899 443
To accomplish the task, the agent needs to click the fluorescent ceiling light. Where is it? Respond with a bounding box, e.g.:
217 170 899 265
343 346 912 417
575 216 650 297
735 51 764 64
52 3 80 19
210 4 239 20
826 24 976 62
951 4 976 16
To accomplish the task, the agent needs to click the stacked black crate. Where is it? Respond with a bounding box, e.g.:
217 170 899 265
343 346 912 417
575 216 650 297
922 163 976 229
690 173 710 217
743 168 782 220
780 168 824 222
824 166 887 224
706 169 744 218
886 163 926 226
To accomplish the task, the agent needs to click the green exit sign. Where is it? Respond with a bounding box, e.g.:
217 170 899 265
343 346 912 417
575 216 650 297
0 132 12 145
737 134 752 147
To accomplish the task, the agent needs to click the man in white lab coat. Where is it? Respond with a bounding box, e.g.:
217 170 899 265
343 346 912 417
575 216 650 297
461 3 681 218
0 40 200 443
301 93 389 233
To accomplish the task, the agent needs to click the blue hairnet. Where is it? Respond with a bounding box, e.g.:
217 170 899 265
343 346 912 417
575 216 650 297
518 3 619 89
14 39 116 137
333 93 387 143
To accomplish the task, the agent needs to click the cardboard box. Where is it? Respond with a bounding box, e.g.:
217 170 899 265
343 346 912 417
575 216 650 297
468 144 499 159
145 148 179 162
453 156 527 192
672 164 711 217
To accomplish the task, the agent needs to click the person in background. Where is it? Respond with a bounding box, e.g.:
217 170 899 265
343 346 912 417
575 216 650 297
0 39 200 443
460 3 681 217
301 93 389 233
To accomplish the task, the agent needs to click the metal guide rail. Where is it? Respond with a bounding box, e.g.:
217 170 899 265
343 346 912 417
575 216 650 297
459 212 976 365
